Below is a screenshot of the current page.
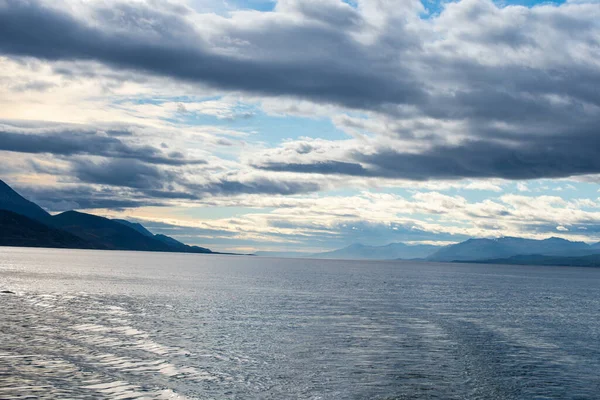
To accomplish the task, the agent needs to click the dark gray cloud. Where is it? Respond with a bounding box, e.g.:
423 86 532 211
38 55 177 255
15 177 214 210
354 136 600 181
1 0 597 118
72 158 175 190
141 189 201 201
70 157 323 197
2 0 600 185
18 156 322 207
134 220 239 239
417 63 600 125
257 129 600 180
0 126 206 166
200 178 321 196
16 185 167 211
0 0 423 110
254 161 369 176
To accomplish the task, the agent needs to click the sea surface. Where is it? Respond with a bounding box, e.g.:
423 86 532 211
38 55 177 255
1 247 599 399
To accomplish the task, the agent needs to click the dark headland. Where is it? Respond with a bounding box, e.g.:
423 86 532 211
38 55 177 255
0 179 216 254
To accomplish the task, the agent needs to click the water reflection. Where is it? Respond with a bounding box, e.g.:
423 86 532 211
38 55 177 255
1 248 599 399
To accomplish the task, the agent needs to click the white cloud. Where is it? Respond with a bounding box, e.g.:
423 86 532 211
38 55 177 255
464 181 503 192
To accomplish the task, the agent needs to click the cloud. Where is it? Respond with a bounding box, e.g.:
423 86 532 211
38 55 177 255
15 184 167 211
69 164 324 200
99 189 600 251
355 135 600 180
254 130 600 181
259 160 370 176
1 0 598 114
72 158 175 190
196 177 322 196
0 0 423 110
1 0 600 184
464 181 503 192
0 121 206 166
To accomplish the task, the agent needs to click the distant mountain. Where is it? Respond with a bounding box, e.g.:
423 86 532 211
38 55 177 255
154 233 184 248
254 251 313 258
0 210 92 249
471 254 600 268
310 242 441 260
115 220 212 253
154 234 212 254
0 179 51 223
113 219 154 237
428 237 592 262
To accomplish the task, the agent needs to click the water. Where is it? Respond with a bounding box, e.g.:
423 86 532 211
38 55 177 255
0 247 599 399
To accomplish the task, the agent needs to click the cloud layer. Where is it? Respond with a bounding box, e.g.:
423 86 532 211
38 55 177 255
2 0 598 181
1 0 600 250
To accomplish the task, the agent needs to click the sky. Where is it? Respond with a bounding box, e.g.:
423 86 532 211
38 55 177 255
1 0 600 253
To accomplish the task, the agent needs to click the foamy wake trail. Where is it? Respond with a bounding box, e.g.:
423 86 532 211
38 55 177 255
0 291 219 399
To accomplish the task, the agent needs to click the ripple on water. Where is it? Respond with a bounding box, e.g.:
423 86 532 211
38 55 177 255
2 252 600 399
0 292 205 399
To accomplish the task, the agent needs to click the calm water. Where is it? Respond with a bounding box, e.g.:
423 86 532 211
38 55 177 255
1 247 599 399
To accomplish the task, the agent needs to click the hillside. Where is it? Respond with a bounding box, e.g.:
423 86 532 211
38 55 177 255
51 211 175 252
0 179 218 255
428 237 592 262
254 251 313 258
113 219 155 237
0 210 93 249
154 234 212 254
0 179 51 223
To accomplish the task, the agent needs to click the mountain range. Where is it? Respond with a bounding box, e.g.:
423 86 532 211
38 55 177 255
425 237 593 262
308 242 441 260
0 179 213 254
3 178 600 266
255 236 600 267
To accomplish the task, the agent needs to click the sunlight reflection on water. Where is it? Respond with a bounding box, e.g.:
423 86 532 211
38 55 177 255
1 247 599 399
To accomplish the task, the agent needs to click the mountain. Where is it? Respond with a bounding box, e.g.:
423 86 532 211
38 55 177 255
254 251 313 258
51 212 213 253
0 179 216 255
115 220 212 253
310 242 441 260
113 219 154 237
0 210 92 249
471 254 600 268
428 237 592 262
0 179 51 223
154 234 212 254
51 211 213 253
154 234 185 248
51 211 176 252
